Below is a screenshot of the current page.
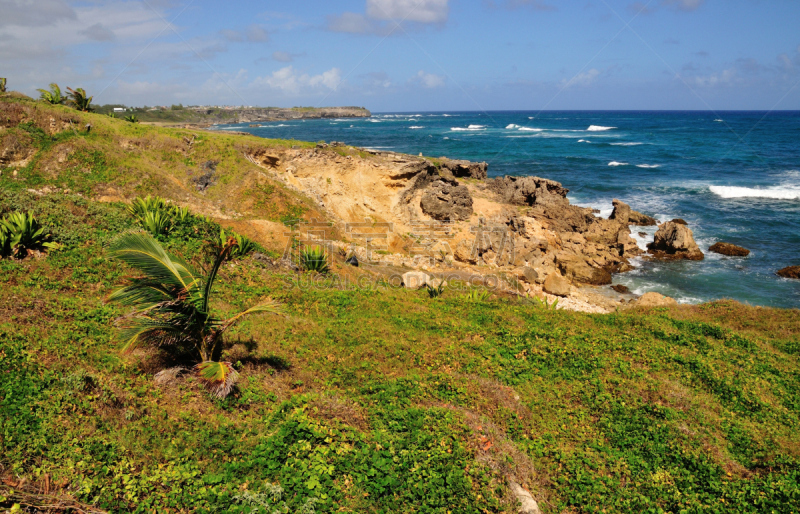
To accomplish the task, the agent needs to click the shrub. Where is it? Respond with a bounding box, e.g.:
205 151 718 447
219 228 257 260
141 210 171 237
300 246 329 273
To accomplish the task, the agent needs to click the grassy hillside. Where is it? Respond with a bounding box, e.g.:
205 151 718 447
2 96 800 513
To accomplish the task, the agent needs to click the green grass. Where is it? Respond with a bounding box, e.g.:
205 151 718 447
1 97 800 513
1 189 799 513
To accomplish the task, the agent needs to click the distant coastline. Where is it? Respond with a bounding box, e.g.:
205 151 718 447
94 104 371 127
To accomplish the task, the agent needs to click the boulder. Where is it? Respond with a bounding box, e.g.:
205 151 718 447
670 218 688 226
555 252 612 285
420 179 473 221
776 266 800 279
402 271 430 289
611 284 631 294
509 481 542 514
543 273 570 297
522 267 539 284
647 221 704 261
487 176 569 207
631 292 678 308
440 159 488 180
709 242 750 257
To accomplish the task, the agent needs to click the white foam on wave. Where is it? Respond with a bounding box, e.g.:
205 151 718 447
260 124 289 128
506 124 521 129
587 125 616 132
714 119 723 122
610 142 643 146
636 164 660 169
443 136 449 139
519 127 544 132
709 185 800 200
451 125 486 131
608 161 628 166
409 126 424 129
577 139 590 143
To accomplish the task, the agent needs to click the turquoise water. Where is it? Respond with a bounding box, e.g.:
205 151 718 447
215 111 800 309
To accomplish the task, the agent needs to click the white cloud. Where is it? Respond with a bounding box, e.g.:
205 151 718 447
561 68 600 88
327 0 448 34
255 66 343 94
366 0 449 23
685 68 736 87
411 70 445 88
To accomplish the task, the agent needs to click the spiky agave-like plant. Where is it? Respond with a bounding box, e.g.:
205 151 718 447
37 83 65 105
107 232 283 398
1 212 59 259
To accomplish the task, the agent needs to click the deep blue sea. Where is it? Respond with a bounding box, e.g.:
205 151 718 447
213 111 800 309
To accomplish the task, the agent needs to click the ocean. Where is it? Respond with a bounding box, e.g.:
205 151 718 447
213 111 800 309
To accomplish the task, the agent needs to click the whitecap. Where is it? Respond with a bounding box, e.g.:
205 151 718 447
443 136 450 139
519 127 544 132
608 161 628 166
409 126 424 129
506 124 521 129
577 139 590 143
451 125 486 131
610 142 643 146
714 119 723 122
587 125 616 132
636 164 660 169
709 185 800 200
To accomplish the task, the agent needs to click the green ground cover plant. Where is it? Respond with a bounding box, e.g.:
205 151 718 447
0 98 799 513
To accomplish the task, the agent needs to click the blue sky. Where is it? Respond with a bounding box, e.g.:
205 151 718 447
2 0 800 110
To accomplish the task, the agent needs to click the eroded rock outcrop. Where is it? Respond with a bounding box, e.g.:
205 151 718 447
647 221 704 261
440 159 487 180
420 177 473 221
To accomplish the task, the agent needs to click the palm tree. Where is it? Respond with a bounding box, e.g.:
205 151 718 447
66 87 94 112
37 83 65 104
107 232 283 397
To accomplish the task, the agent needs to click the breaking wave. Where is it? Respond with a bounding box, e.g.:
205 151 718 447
709 185 800 200
587 125 616 132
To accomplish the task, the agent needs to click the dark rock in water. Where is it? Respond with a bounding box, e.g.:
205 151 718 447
420 178 473 221
440 159 488 180
777 266 800 279
670 218 688 225
346 254 359 267
647 221 704 260
638 232 647 238
611 284 631 294
709 242 750 257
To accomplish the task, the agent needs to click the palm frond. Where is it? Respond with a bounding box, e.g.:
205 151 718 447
201 237 236 313
116 316 198 352
108 232 199 292
193 361 239 398
106 278 179 307
215 299 284 334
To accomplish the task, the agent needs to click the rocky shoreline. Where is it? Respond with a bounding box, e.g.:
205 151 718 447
240 143 712 312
